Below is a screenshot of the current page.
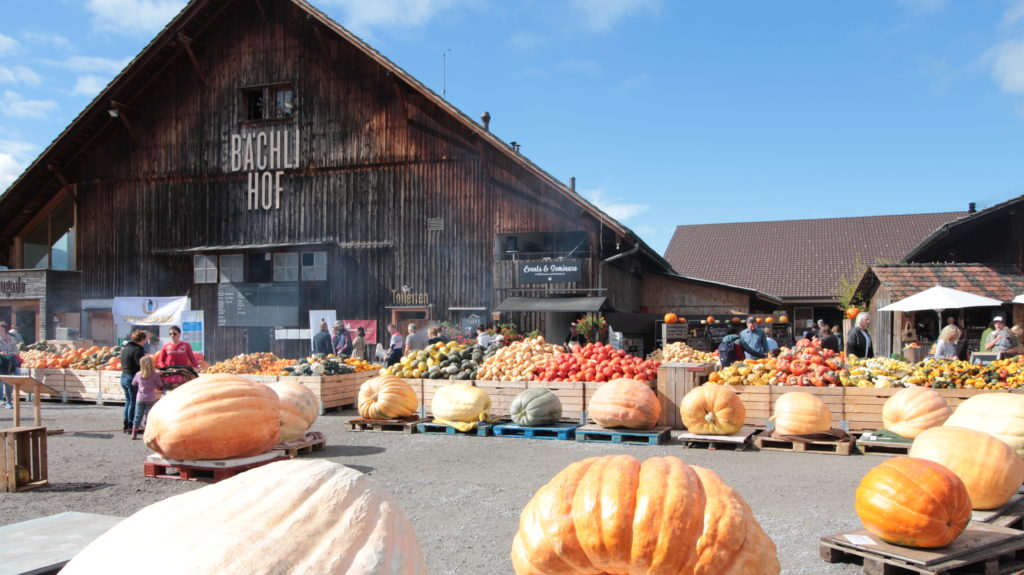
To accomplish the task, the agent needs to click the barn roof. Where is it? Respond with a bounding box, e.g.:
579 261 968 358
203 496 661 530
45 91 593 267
855 263 1024 303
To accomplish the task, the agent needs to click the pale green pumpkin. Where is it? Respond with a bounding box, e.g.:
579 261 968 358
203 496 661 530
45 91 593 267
510 388 562 427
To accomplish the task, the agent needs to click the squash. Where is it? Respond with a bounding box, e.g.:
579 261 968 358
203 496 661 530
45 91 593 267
944 392 1024 457
587 378 660 429
144 375 281 460
358 375 419 420
431 383 491 422
510 388 562 427
855 456 970 548
60 459 427 574
680 384 746 435
510 454 779 575
664 312 678 324
267 381 319 442
771 391 831 435
881 386 951 439
909 426 1024 509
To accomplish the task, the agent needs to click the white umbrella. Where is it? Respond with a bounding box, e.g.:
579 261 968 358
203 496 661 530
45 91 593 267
1014 293 1024 304
879 285 1003 312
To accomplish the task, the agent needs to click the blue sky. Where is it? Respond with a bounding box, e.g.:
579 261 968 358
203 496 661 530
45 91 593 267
2 0 1024 254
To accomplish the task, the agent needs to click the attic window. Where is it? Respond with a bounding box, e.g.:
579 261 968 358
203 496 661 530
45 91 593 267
241 84 295 121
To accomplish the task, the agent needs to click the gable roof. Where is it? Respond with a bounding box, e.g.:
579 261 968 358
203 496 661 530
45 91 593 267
664 212 966 301
856 263 1024 303
903 194 1024 263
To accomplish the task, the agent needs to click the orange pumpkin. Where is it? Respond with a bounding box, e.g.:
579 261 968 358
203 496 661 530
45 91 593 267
755 317 763 323
764 317 774 324
679 384 746 435
909 426 1024 509
705 315 715 324
588 378 660 429
692 466 780 575
855 457 971 548
882 387 951 439
778 315 789 323
771 391 831 435
664 312 678 324
845 307 861 320
510 455 779 575
358 375 419 420
267 381 319 442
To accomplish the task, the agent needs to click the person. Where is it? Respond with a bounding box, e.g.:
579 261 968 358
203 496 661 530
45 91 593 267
1013 325 1024 356
718 327 745 367
979 320 996 353
312 321 333 355
156 325 200 369
385 324 404 366
818 323 840 352
144 331 160 355
477 325 494 347
563 323 587 351
131 355 163 440
427 326 445 346
404 323 428 356
739 317 768 359
984 316 1018 356
334 321 354 357
765 331 780 357
947 317 969 360
7 325 23 349
0 324 18 409
352 327 368 361
846 312 874 358
933 325 960 360
119 330 148 433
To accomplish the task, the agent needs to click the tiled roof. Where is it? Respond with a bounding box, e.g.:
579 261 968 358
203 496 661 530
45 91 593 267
869 263 1024 302
663 212 967 301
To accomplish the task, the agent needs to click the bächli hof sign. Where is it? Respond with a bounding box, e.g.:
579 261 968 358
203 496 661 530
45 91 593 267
227 125 301 210
518 260 583 283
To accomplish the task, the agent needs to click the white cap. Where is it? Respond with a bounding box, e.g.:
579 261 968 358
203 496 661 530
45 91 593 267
993 316 1005 323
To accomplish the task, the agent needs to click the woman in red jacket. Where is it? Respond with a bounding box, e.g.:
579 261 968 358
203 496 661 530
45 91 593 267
155 325 200 369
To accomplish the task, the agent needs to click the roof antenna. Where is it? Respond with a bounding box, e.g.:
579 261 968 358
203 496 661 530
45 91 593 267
442 48 452 98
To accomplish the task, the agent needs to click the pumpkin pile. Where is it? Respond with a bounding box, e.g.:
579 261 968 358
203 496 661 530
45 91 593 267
648 341 715 364
283 354 356 376
772 339 847 386
344 357 382 373
707 357 777 386
382 341 488 380
896 357 1024 389
21 345 122 370
204 352 292 375
476 336 564 381
533 342 659 383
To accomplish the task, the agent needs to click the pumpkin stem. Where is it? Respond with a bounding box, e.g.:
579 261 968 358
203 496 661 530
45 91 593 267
704 412 716 423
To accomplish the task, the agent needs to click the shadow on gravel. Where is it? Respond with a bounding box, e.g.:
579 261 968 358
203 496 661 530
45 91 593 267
60 432 116 439
319 445 385 457
38 482 113 492
343 464 375 475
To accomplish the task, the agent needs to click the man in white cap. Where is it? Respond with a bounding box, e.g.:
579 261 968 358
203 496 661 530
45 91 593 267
984 316 1017 356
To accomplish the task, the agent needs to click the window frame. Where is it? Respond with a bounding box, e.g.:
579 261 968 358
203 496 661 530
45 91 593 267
273 252 299 282
193 255 218 284
219 254 244 283
301 251 327 281
17 187 77 271
239 82 295 123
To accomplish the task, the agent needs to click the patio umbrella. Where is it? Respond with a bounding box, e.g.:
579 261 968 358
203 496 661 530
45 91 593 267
879 285 1003 337
1014 294 1024 304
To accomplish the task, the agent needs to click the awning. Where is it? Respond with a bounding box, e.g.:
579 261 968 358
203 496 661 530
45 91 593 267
495 296 606 313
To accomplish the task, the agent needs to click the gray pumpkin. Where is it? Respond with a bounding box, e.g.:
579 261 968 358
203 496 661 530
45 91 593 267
510 388 562 427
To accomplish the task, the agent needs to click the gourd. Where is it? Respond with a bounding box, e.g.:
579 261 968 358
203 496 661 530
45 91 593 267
588 378 660 429
909 426 1024 509
944 392 1024 457
664 312 679 324
144 375 281 460
431 383 491 422
358 375 419 420
881 386 951 439
680 384 746 435
267 381 319 442
510 388 562 427
771 391 831 435
60 459 427 574
855 456 970 548
510 454 779 575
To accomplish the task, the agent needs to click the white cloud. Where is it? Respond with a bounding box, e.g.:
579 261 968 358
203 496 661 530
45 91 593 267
0 65 42 86
86 0 185 36
990 40 1024 94
0 139 38 192
42 55 131 75
582 187 649 222
895 0 947 14
0 34 19 57
71 75 109 97
568 0 660 32
1 91 59 119
22 32 75 52
324 0 475 36
1004 1 1024 27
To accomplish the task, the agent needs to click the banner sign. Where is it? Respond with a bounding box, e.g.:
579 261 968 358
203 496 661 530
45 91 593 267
518 260 583 283
113 296 190 326
342 320 378 345
181 310 204 356
308 310 337 348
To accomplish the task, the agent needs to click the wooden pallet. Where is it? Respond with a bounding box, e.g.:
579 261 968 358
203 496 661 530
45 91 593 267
416 422 493 436
856 432 913 456
491 422 580 440
820 523 1024 575
272 433 327 458
143 453 289 483
348 417 429 433
575 425 671 446
678 427 758 451
754 435 853 455
973 493 1024 531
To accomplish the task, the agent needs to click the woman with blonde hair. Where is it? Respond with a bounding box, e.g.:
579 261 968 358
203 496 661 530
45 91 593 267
933 324 960 360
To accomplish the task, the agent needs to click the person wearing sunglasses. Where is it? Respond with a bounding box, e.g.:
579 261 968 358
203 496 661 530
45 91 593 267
155 326 200 371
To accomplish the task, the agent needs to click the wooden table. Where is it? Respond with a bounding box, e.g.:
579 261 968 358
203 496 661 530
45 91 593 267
0 512 122 575
2 376 58 428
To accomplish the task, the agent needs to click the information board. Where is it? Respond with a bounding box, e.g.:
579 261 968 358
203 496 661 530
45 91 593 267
661 323 689 342
218 282 299 327
704 323 732 346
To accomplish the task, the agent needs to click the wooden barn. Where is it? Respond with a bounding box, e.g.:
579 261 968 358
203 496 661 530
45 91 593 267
0 0 764 360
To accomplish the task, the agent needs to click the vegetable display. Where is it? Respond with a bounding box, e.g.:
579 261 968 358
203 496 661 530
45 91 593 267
476 337 564 382
649 341 715 364
533 342 659 383
383 341 488 380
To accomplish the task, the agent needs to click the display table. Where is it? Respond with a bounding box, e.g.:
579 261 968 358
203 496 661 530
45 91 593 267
0 511 122 575
2 376 58 428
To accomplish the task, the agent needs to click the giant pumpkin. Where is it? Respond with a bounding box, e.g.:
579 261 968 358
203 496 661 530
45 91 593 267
60 459 427 574
267 381 319 442
588 378 661 430
510 388 562 427
144 375 281 460
431 383 491 422
771 391 831 435
881 386 951 439
358 375 419 420
680 384 746 435
855 456 971 548
909 426 1024 509
510 454 778 575
944 392 1024 457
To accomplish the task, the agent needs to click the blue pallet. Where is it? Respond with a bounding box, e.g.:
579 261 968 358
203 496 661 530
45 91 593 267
575 425 671 446
415 422 493 436
492 422 580 440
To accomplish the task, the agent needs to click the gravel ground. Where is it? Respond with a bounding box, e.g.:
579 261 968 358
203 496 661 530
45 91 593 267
1 401 877 574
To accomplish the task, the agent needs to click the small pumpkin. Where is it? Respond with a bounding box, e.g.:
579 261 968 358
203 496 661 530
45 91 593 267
431 383 491 422
882 386 950 439
705 315 715 324
267 381 319 442
771 391 831 435
587 378 660 429
510 388 562 427
14 464 30 487
778 315 789 323
909 426 1024 509
855 456 970 548
845 307 861 320
60 459 427 574
764 317 774 324
944 392 1024 457
358 375 419 420
680 384 746 435
664 312 678 324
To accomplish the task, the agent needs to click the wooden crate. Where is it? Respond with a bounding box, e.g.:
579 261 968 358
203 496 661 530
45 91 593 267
29 369 64 396
528 380 586 423
99 371 126 403
725 385 771 429
420 379 450 416
842 386 999 432
472 380 528 419
770 386 845 426
656 363 715 429
63 370 101 402
319 372 373 411
1 426 48 492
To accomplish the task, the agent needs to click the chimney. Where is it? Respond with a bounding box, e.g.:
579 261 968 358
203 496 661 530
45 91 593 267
510 141 520 153
480 111 491 131
570 176 576 193
968 202 976 214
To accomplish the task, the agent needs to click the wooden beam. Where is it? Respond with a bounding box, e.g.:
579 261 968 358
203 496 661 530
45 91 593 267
177 33 206 85
109 101 138 146
253 0 267 21
46 165 69 189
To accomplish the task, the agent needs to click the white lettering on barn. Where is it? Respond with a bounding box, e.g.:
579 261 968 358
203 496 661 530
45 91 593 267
228 126 300 210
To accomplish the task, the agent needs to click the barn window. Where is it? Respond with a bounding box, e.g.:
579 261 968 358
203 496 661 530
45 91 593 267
495 231 589 261
21 192 76 270
273 252 299 281
301 251 326 281
219 254 244 283
241 83 294 121
193 255 218 284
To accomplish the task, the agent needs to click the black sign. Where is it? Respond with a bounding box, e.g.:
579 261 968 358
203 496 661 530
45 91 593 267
218 282 300 327
460 314 484 332
518 260 582 283
705 323 732 346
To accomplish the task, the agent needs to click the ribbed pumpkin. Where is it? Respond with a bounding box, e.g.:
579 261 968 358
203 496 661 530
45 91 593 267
882 386 951 439
909 426 1024 509
144 375 281 460
358 375 419 420
588 378 661 430
510 455 779 575
680 384 746 435
855 456 971 548
431 383 491 422
510 388 562 427
60 459 427 574
771 391 831 435
944 392 1024 457
267 381 319 442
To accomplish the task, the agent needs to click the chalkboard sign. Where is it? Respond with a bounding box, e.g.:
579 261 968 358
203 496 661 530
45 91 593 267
218 282 300 327
704 324 732 346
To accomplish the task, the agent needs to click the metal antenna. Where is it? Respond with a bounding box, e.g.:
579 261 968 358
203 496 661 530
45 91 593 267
443 48 452 97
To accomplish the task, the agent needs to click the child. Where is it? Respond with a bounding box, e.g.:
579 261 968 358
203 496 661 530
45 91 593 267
131 356 163 440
